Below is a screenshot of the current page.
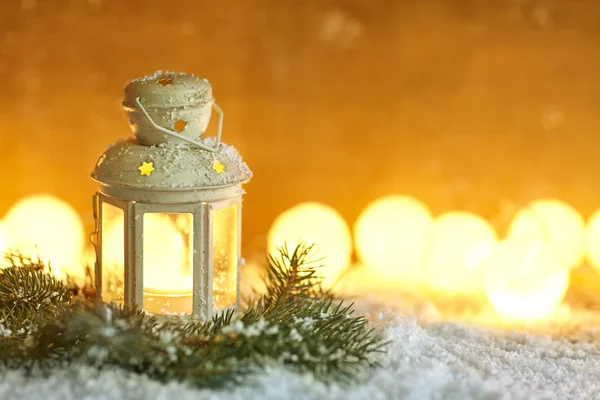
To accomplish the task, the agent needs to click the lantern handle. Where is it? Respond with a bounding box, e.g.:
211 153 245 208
134 96 223 152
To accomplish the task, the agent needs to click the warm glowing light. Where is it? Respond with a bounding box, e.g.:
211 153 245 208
212 204 238 311
587 209 600 270
354 195 432 278
100 206 125 296
425 211 498 294
240 260 267 299
0 222 7 268
102 213 191 293
508 198 585 269
3 194 85 278
143 214 190 292
483 237 569 322
268 202 352 287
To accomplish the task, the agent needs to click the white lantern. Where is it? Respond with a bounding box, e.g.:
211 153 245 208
91 72 252 319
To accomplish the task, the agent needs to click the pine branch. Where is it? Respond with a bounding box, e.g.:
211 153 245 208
262 243 328 306
238 243 387 380
0 253 71 335
0 243 386 389
3 251 48 272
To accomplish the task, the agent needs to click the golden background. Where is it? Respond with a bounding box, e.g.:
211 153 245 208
0 0 599 247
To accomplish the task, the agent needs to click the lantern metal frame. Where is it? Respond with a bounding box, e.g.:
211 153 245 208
92 183 244 319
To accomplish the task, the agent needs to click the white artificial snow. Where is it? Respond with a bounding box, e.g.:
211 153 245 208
2 312 600 400
0 323 12 337
93 138 252 189
130 71 206 84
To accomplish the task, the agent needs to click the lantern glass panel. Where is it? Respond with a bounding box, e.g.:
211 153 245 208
101 202 124 305
142 213 194 315
213 203 238 311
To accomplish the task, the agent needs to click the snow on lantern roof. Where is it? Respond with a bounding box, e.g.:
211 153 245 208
124 71 212 108
92 137 252 190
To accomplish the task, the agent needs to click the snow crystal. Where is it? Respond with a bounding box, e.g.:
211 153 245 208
222 319 279 338
222 320 245 334
159 331 175 344
86 345 109 364
130 71 207 84
293 316 315 329
0 323 12 337
264 325 279 335
101 326 117 337
289 328 303 342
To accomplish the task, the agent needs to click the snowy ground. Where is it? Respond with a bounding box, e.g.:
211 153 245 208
2 311 600 400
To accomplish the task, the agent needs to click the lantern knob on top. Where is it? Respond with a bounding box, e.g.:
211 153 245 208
122 71 223 152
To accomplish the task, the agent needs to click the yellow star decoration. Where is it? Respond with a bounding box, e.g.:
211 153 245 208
138 161 155 176
212 160 225 174
173 119 187 133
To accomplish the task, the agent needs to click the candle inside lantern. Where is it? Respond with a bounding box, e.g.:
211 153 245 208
102 211 194 315
142 213 193 315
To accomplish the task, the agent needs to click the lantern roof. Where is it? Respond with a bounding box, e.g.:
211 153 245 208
92 137 252 190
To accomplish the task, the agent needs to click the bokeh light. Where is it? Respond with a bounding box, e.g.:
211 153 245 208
425 211 498 294
354 195 432 279
587 209 600 270
508 198 585 269
483 237 569 322
0 222 7 267
3 194 85 278
268 202 352 288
